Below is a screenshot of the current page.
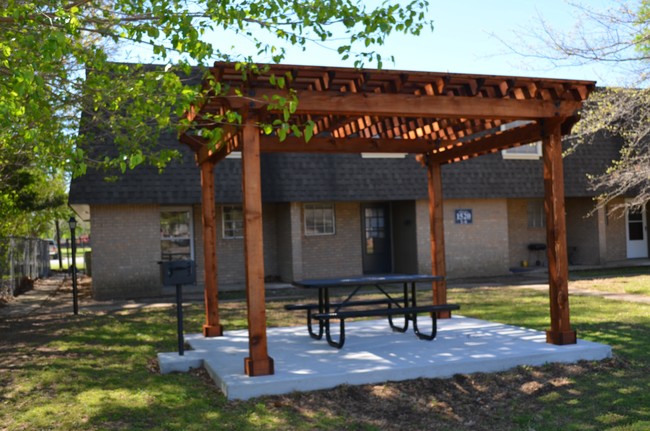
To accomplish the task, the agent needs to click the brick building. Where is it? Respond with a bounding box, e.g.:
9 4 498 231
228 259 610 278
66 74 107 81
68 130 643 300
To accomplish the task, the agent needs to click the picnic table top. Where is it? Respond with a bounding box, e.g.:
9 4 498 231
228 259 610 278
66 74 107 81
292 274 444 288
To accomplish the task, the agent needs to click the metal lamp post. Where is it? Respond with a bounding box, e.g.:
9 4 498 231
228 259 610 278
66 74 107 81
68 216 78 315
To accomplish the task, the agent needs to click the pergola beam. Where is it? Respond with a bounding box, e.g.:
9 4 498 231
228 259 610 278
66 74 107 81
428 121 544 165
216 89 584 120
180 134 230 165
180 122 243 165
259 136 443 153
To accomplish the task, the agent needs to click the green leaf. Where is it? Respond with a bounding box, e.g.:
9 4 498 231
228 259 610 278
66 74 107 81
304 121 315 143
129 152 144 169
277 126 287 141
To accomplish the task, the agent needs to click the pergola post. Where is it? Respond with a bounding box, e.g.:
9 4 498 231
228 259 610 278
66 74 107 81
200 160 223 337
427 160 450 318
542 120 576 345
241 115 275 376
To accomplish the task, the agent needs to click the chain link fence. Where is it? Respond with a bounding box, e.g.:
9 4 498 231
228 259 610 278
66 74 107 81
0 237 50 301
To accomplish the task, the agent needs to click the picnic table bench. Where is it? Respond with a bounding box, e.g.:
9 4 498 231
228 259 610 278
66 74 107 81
287 274 460 348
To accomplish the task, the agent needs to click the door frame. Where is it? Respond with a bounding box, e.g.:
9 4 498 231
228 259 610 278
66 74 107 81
625 200 648 259
360 202 393 274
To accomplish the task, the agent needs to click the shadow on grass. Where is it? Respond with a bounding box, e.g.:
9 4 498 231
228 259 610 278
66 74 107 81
0 308 267 430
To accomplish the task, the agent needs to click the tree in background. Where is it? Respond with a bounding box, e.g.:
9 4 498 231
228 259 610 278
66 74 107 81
0 167 68 237
0 0 433 237
508 0 650 211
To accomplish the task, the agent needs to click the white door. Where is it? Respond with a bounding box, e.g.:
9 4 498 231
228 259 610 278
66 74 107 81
626 202 648 258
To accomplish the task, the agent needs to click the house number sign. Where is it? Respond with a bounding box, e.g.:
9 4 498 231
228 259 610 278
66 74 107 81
454 209 473 224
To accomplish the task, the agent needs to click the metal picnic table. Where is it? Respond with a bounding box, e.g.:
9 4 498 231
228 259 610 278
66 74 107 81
287 274 460 348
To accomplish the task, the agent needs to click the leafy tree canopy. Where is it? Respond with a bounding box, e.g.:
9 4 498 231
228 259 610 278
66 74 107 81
0 0 433 236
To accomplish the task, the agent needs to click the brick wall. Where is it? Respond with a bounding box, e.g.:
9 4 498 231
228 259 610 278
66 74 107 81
415 199 511 278
566 198 600 265
415 199 432 274
507 197 625 267
444 199 510 277
211 203 278 287
275 202 303 282
301 202 362 278
507 199 548 268
92 197 628 298
91 204 161 299
605 199 627 261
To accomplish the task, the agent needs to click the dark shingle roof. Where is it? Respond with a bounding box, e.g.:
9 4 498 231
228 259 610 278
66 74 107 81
441 132 621 199
68 132 621 205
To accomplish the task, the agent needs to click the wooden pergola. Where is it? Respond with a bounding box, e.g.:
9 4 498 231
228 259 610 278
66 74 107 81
180 62 595 377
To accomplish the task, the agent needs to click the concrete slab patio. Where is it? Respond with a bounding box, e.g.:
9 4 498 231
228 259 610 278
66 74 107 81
158 316 611 400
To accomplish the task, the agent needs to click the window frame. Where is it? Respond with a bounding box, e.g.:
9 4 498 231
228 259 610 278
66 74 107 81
222 205 244 239
304 202 336 236
527 200 546 229
502 142 543 160
160 206 195 261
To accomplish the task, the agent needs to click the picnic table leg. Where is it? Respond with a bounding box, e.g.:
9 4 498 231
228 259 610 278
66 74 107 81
388 282 408 333
306 308 324 339
319 287 330 339
410 281 438 340
413 312 438 340
324 318 346 348
318 286 345 348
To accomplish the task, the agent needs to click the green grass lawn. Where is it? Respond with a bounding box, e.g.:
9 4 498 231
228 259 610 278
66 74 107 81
1 285 650 430
50 257 86 271
570 266 650 296
50 247 90 271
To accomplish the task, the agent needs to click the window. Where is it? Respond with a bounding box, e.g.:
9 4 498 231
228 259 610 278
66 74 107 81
304 203 335 236
499 120 543 160
364 206 386 254
160 208 194 261
222 205 244 239
502 142 542 160
527 200 545 228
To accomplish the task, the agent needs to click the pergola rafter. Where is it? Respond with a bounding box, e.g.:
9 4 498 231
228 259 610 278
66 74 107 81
181 62 595 377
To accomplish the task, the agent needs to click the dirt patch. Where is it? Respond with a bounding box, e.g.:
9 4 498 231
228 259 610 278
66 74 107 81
172 355 625 431
55 274 93 300
240 359 623 430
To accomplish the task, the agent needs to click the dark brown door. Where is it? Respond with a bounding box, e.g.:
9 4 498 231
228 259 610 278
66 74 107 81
361 203 392 274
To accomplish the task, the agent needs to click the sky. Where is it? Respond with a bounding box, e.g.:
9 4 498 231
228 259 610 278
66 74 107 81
118 0 631 87
269 0 627 86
